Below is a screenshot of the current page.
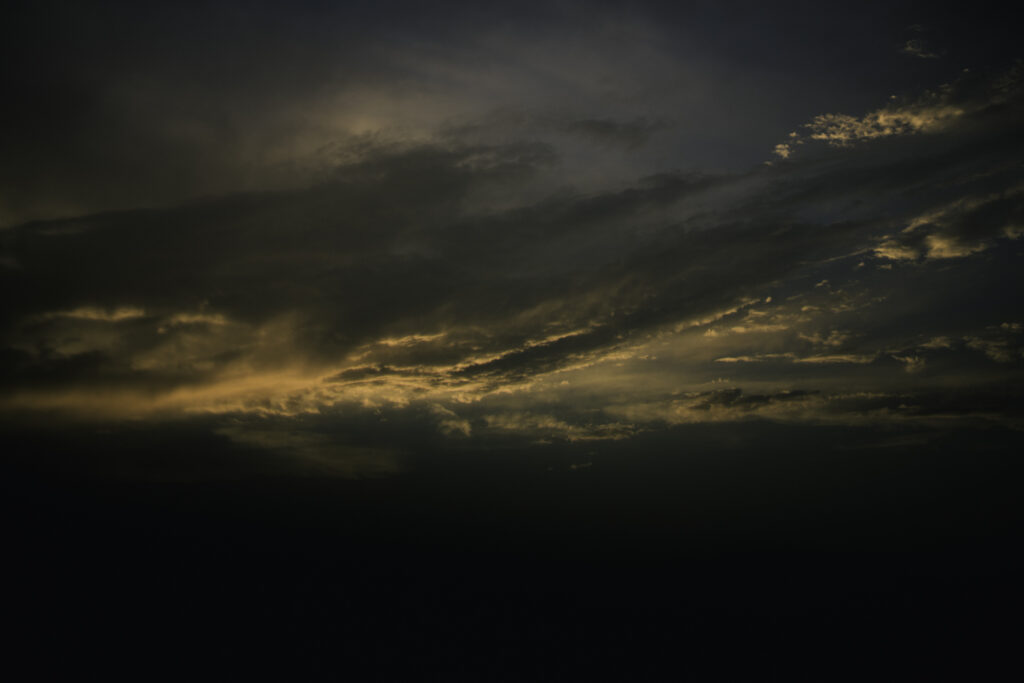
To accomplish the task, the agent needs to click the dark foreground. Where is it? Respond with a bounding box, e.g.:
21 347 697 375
4 421 1023 680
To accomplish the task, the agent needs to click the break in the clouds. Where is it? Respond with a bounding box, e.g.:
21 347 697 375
2 1 1022 464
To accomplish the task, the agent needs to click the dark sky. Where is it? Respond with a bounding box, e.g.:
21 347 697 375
2 0 1022 453
2 2 1023 677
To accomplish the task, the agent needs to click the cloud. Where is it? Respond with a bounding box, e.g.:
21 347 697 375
798 330 849 348
714 354 796 363
431 404 473 437
774 62 1023 154
901 39 939 59
40 306 147 322
964 323 1024 363
892 355 926 373
874 182 1024 261
794 354 876 364
2 41 1023 446
713 353 874 365
482 412 635 442
608 386 1024 429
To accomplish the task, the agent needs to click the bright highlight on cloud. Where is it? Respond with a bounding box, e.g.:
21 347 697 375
774 62 1022 155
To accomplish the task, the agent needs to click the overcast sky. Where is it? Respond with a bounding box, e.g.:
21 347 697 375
2 0 1022 474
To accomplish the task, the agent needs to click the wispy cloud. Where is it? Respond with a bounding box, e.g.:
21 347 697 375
773 63 1023 155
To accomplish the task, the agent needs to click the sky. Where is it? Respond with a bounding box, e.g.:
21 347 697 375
2 0 1022 472
2 2 1023 676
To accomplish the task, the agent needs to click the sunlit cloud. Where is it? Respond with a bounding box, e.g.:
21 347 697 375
772 62 1023 157
40 306 148 322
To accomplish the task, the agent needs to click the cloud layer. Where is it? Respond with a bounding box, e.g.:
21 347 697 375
2 2 1022 467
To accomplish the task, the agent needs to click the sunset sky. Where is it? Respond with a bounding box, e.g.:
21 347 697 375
3 1 1022 677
